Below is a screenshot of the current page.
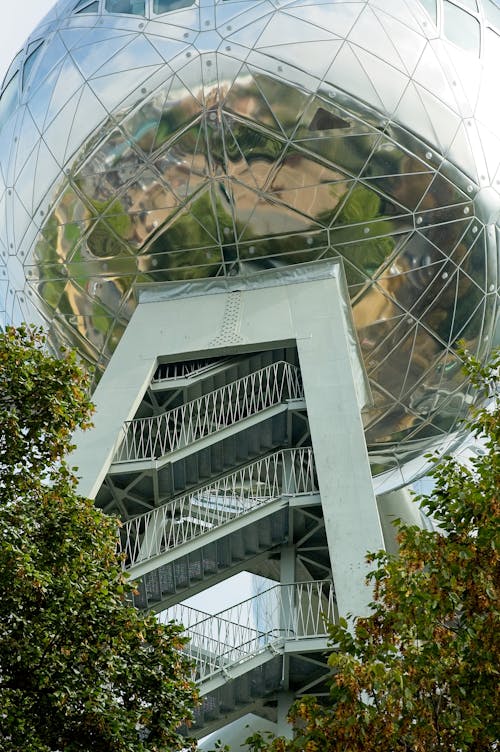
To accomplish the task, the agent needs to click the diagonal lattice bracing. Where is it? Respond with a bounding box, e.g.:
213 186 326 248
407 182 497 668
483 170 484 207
161 580 335 686
113 360 303 463
152 358 226 384
120 448 316 572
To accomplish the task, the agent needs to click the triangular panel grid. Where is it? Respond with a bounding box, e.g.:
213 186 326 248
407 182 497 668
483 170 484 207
0 0 497 485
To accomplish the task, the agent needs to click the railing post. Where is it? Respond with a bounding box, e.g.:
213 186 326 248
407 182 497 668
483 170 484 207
281 449 296 496
280 547 296 640
136 508 163 563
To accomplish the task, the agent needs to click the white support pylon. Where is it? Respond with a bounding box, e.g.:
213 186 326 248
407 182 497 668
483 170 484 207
73 259 384 620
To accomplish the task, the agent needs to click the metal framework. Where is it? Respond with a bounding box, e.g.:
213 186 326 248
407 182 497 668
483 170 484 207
72 262 386 741
119 448 317 571
114 361 303 463
163 580 335 689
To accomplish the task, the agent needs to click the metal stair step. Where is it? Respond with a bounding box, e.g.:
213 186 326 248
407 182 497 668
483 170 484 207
131 511 289 610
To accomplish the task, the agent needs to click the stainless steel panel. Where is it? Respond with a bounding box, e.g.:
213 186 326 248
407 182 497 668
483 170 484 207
0 0 499 485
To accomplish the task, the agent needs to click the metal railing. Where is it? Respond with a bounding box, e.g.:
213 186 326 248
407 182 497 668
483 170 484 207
161 580 335 684
152 359 224 384
120 448 316 570
113 360 303 464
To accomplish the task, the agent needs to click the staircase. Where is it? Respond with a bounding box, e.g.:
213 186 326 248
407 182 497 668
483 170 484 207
120 448 317 576
111 360 304 469
94 349 334 735
165 580 334 688
131 508 290 611
165 581 335 735
125 445 319 611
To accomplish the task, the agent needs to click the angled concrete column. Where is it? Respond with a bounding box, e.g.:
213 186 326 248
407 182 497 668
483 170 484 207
290 276 384 619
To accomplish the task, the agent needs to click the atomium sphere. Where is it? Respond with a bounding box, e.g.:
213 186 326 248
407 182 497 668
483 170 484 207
0 0 499 486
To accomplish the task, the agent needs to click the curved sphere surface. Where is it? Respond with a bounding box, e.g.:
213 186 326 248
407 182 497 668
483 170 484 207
0 0 499 487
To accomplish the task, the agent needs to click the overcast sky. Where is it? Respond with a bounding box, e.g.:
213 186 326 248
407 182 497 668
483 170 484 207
0 0 55 83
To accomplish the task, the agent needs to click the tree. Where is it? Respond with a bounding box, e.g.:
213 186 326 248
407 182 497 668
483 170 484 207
0 326 198 752
247 351 500 752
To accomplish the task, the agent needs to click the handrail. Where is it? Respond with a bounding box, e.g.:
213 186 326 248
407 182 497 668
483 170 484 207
161 580 335 683
152 358 225 384
120 448 316 570
113 360 303 463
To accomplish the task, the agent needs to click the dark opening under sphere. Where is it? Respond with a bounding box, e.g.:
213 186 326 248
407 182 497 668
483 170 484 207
0 0 499 485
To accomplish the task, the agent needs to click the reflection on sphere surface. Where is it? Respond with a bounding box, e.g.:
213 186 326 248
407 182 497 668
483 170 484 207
0 0 499 485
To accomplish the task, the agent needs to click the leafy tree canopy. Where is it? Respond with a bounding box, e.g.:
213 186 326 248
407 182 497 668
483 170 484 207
247 350 500 752
0 326 198 752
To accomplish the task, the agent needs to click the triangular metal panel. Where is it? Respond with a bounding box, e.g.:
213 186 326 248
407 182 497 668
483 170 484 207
370 5 427 75
13 108 41 179
26 33 68 95
93 35 165 78
70 32 138 79
88 65 164 113
348 4 406 73
220 12 273 50
43 86 86 168
324 42 385 115
411 41 458 112
27 63 62 132
288 1 363 40
259 39 343 82
63 83 109 165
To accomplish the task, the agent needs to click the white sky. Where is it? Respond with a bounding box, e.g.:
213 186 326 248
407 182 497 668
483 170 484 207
0 0 55 84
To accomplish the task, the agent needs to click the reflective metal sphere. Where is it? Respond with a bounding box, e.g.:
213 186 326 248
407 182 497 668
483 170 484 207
1 0 499 485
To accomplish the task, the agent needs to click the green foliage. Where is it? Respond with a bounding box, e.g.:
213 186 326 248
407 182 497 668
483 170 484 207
247 350 500 752
0 326 198 751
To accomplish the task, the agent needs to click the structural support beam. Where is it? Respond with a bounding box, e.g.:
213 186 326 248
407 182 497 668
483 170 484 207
73 260 385 618
290 275 384 619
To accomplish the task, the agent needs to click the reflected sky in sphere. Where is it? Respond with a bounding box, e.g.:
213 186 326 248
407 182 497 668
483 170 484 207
0 0 499 487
